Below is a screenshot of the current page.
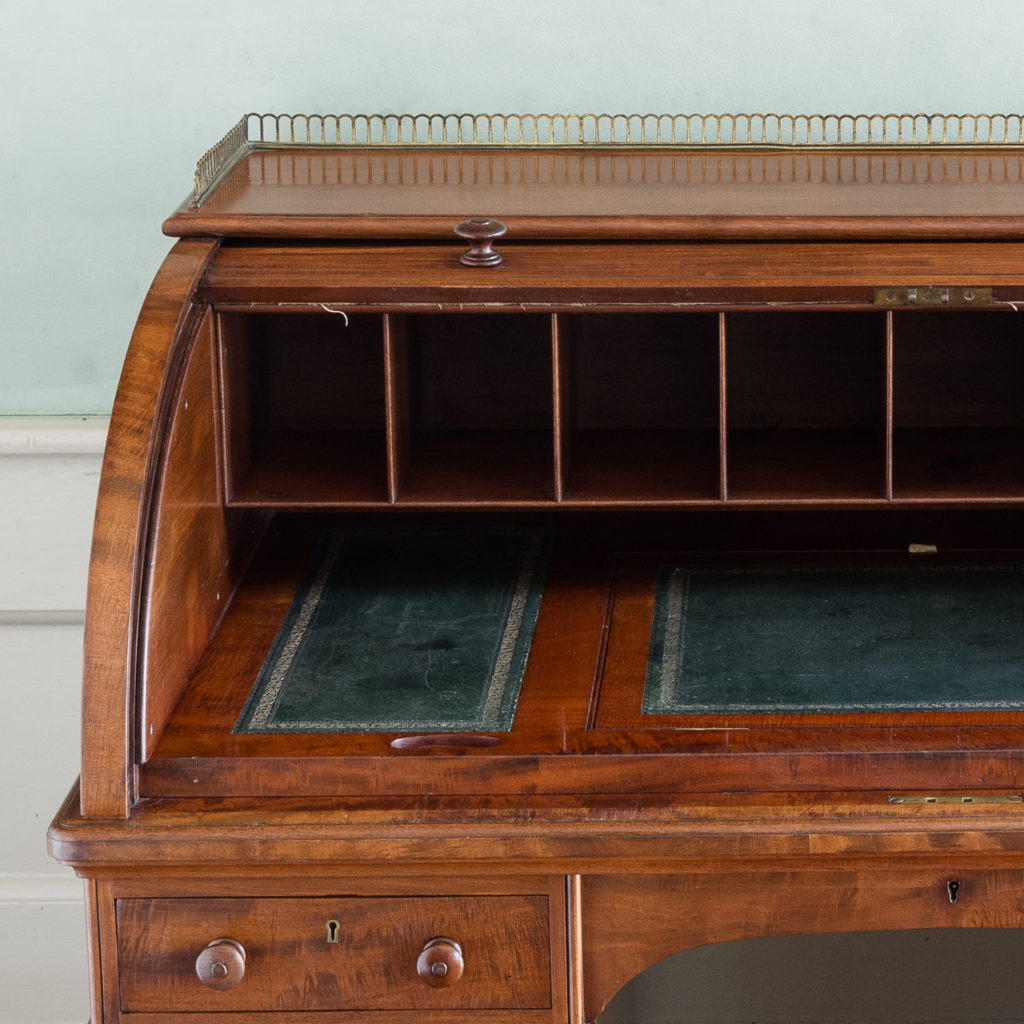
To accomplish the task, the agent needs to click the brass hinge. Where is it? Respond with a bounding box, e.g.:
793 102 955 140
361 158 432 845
874 286 992 307
890 793 1022 805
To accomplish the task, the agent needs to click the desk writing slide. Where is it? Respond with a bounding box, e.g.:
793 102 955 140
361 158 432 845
645 564 1024 714
236 530 548 733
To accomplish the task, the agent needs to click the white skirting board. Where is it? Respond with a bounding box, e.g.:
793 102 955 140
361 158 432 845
0 416 107 614
0 416 106 1024
0 901 90 1024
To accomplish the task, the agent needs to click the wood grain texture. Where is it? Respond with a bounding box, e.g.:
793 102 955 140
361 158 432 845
165 149 1024 239
125 515 1024 800
204 303 1024 510
117 895 551 1012
581 868 1024 1022
84 878 103 1024
96 879 121 1024
384 313 413 502
49 784 1024 871
139 309 265 759
65 861 568 1024
58 137 1024 1023
199 241 1024 308
80 238 219 819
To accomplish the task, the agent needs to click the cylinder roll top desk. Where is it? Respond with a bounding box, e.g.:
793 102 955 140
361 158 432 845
49 111 1024 1022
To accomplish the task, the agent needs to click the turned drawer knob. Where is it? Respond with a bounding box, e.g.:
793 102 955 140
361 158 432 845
195 938 246 991
417 936 464 987
455 217 506 267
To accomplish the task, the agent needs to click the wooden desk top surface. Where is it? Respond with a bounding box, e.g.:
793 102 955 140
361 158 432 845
165 146 1024 240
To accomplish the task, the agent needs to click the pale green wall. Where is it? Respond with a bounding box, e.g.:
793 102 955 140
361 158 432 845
5 0 1023 414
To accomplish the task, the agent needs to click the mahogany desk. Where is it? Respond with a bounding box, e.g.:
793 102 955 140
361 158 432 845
49 112 1024 1022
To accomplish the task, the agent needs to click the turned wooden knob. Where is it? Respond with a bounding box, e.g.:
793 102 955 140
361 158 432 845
417 936 465 987
455 217 506 267
195 938 246 991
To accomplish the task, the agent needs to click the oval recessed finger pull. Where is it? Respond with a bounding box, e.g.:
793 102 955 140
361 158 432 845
391 733 500 750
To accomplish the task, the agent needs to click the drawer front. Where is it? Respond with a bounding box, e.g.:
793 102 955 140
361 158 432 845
117 895 552 1013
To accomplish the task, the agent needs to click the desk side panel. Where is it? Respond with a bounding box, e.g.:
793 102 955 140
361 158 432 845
80 239 220 819
139 310 266 762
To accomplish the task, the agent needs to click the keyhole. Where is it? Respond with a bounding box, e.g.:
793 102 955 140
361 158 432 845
326 919 340 944
947 880 962 904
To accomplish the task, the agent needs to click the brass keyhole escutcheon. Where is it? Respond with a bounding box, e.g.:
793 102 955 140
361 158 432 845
326 919 340 944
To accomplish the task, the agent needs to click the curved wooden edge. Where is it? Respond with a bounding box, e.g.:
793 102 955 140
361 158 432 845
80 238 220 820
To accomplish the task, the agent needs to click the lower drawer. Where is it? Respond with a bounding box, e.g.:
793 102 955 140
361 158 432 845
117 894 552 1013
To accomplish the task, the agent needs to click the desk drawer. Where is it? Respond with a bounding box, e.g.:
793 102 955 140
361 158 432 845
117 895 552 1013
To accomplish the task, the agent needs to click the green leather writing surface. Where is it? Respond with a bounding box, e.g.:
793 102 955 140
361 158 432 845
644 564 1024 714
236 531 548 733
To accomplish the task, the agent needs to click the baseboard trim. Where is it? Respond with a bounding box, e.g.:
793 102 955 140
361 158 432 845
0 416 109 456
0 609 86 626
0 415 107 614
0 873 83 904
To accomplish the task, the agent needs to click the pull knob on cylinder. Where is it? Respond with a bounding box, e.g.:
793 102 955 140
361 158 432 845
455 217 507 266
